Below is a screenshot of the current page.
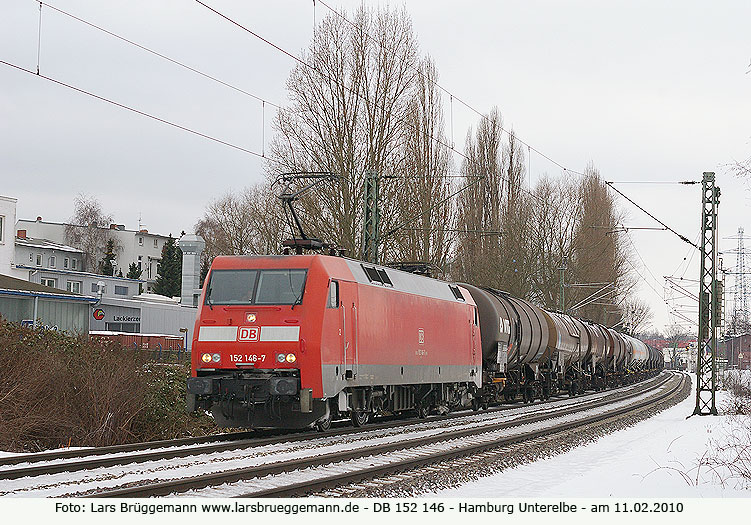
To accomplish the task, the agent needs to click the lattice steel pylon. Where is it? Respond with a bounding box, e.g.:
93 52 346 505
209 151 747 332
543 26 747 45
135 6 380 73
694 171 720 416
730 227 750 333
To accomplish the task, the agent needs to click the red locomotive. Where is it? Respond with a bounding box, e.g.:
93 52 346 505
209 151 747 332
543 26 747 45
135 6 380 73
186 254 481 430
187 254 662 430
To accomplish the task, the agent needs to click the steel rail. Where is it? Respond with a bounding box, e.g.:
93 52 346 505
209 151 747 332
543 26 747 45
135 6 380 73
247 373 688 497
85 373 676 498
0 374 666 480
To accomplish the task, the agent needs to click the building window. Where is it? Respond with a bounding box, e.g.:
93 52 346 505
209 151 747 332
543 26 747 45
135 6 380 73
92 282 105 294
48 256 56 268
64 257 69 269
137 255 142 271
66 281 82 294
29 253 33 262
0 215 4 243
138 236 143 246
72 258 77 270
114 285 129 296
154 238 158 248
36 254 42 266
41 278 56 288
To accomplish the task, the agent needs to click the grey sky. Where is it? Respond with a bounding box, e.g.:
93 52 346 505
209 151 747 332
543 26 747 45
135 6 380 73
1 0 750 331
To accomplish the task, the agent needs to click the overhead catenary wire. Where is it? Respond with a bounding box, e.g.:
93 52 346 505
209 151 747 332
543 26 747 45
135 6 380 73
37 0 281 110
17 1 700 330
193 0 589 223
313 0 585 178
605 181 698 249
36 1 42 74
0 59 273 161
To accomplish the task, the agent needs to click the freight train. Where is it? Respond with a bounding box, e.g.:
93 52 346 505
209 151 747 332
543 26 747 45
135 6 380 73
186 254 663 430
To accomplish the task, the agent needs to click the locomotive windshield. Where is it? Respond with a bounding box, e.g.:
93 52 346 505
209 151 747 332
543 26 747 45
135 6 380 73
205 269 307 305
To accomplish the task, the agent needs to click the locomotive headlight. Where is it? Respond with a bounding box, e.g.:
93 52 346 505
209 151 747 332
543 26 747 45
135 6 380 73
276 353 287 363
285 353 297 363
212 353 221 363
201 353 212 363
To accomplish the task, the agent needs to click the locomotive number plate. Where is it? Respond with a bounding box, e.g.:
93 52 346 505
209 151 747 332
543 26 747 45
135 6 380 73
229 354 266 363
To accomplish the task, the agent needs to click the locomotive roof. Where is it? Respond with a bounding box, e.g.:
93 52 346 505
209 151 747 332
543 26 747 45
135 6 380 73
211 254 474 306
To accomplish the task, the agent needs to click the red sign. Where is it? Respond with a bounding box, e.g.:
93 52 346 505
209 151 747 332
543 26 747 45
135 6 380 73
93 308 105 321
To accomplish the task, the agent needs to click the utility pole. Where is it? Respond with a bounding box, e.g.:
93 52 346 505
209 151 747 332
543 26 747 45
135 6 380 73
558 255 568 312
693 171 720 416
362 171 379 264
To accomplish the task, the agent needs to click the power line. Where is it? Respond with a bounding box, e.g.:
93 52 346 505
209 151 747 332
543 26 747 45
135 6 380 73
38 0 281 109
0 59 270 161
604 180 698 249
314 0 585 177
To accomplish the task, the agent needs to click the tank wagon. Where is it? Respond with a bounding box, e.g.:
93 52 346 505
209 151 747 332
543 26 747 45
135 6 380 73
187 255 662 430
462 286 663 407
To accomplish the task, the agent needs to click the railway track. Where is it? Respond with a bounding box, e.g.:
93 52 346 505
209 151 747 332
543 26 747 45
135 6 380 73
0 372 680 498
229 372 688 498
0 372 667 482
0 368 670 497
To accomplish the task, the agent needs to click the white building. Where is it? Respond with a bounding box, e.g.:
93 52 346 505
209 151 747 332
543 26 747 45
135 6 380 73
0 196 201 348
0 196 22 279
17 218 173 292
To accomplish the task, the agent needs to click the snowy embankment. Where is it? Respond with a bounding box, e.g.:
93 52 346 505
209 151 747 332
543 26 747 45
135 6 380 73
428 384 751 498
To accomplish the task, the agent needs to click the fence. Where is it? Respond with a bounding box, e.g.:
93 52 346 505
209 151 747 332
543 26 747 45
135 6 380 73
89 331 189 362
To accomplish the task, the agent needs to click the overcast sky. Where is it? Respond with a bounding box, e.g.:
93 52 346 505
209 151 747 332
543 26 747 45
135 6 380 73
2 0 750 332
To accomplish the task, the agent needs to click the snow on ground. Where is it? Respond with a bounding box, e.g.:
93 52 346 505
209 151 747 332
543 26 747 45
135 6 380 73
427 389 751 498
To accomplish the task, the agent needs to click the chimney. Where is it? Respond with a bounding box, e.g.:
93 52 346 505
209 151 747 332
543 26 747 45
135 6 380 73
177 234 205 307
36 216 42 222
17 229 26 239
139 229 149 233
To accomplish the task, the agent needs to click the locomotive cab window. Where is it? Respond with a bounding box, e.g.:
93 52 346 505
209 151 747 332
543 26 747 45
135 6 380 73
205 269 257 305
205 269 308 305
255 269 307 305
327 280 339 308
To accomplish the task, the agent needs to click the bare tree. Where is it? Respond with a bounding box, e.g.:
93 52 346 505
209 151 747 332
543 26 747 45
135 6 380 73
385 57 454 274
195 183 285 271
623 297 654 335
453 108 506 287
268 6 418 257
527 174 581 309
567 165 632 325
64 194 119 273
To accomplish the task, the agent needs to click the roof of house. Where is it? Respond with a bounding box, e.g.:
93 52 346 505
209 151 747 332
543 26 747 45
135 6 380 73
16 236 82 254
0 273 97 302
0 273 76 295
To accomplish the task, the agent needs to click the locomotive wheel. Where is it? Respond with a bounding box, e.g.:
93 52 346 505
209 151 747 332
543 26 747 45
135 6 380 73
471 398 481 411
315 404 332 432
350 410 369 427
417 405 430 419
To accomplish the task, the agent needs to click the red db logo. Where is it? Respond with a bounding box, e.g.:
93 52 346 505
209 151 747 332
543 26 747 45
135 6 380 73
93 308 105 321
238 326 260 342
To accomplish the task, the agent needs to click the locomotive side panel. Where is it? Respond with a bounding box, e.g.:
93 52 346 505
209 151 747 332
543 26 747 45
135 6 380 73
319 261 481 398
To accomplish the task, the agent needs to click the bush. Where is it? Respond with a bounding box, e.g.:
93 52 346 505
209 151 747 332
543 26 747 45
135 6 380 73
722 370 751 415
0 320 213 452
